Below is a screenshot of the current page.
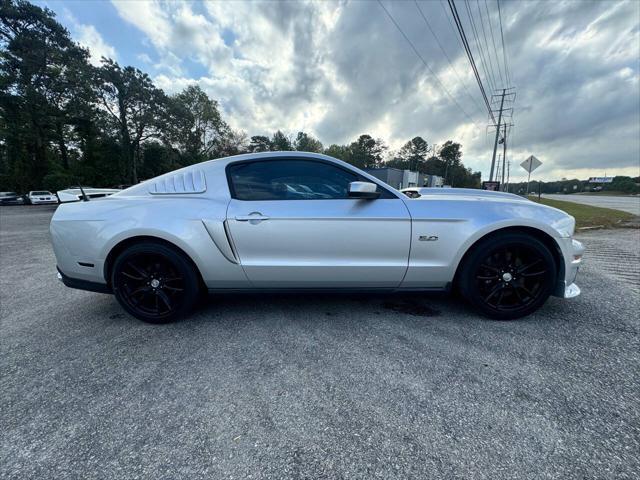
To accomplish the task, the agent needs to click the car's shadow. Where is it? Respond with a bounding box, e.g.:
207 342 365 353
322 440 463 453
198 290 449 320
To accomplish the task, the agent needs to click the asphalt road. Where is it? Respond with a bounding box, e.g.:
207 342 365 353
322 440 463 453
543 194 640 216
1 205 639 479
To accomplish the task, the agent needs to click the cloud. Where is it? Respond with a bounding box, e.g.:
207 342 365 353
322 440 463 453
62 9 116 66
106 0 639 180
75 24 117 66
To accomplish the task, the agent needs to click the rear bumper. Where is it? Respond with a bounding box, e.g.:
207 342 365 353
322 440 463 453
57 267 111 294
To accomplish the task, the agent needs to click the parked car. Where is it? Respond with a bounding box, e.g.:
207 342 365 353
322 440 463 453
50 151 584 324
27 191 58 205
0 192 25 205
57 187 121 203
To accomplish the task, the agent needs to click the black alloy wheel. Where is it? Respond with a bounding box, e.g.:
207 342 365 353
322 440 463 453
459 233 557 320
111 242 200 323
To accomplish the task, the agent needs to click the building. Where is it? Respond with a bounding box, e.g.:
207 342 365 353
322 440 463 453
364 168 423 189
364 168 444 189
424 174 445 187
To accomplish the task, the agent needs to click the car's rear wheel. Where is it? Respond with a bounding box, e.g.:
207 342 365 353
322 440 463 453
459 233 557 320
111 242 200 323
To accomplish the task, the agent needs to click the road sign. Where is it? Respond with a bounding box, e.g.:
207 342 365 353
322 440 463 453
520 155 542 173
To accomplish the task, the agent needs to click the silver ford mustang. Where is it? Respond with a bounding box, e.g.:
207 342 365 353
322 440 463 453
50 151 584 323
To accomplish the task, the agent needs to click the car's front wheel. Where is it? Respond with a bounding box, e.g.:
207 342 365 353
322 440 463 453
459 233 557 320
111 242 201 323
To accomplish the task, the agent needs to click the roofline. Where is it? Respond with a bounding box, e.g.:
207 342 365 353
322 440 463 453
202 150 339 165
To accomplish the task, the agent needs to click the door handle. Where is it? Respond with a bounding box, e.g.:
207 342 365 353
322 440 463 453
235 213 270 222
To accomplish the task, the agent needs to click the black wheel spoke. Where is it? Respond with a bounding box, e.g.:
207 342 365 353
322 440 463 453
484 283 504 303
496 289 506 306
477 274 498 280
131 286 151 298
163 277 183 283
512 284 524 302
156 290 172 311
122 271 144 281
517 284 535 299
520 270 547 278
480 264 500 273
126 262 149 279
518 259 543 274
163 285 184 292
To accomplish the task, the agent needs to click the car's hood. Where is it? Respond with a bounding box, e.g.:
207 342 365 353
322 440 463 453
404 188 576 238
411 188 523 201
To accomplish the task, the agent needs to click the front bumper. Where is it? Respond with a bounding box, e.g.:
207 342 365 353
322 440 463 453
555 238 584 298
564 282 581 298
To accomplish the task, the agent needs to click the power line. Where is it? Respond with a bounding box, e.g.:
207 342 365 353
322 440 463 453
496 0 512 87
484 0 505 88
377 0 483 129
413 0 486 118
463 0 496 93
475 0 500 90
446 0 496 125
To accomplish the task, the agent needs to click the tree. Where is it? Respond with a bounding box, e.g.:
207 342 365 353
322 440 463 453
97 59 166 183
398 136 429 171
249 135 272 152
324 144 351 163
423 155 447 177
293 131 323 153
270 130 292 151
349 134 386 169
163 85 228 162
0 0 94 189
436 141 480 188
217 129 248 157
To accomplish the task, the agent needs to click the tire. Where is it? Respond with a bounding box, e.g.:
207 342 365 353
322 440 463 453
458 233 557 320
111 242 201 323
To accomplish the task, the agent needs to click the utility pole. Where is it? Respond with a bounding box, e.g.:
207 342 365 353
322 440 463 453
490 89 506 181
489 88 515 182
506 160 510 192
501 124 507 189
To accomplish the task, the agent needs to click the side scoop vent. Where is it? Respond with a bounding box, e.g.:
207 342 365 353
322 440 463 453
149 169 207 195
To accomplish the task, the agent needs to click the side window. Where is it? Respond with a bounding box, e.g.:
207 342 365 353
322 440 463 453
228 160 383 201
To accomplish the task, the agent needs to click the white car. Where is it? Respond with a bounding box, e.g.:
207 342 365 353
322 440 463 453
27 191 58 205
56 187 121 203
50 152 584 323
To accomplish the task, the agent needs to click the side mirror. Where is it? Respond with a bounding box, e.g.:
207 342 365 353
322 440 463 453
348 181 380 199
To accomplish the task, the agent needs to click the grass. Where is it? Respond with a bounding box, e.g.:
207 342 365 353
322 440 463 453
531 197 637 229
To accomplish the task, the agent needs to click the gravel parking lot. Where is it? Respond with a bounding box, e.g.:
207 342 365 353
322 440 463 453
1 205 639 479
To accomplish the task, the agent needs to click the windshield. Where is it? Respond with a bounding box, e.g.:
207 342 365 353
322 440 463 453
31 191 51 195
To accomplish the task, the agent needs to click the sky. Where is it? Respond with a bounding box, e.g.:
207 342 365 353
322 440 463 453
38 0 640 182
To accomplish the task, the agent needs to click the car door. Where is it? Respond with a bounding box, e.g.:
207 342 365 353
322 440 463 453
225 158 411 288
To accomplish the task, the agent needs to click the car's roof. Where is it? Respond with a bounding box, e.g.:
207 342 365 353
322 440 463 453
202 150 340 166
